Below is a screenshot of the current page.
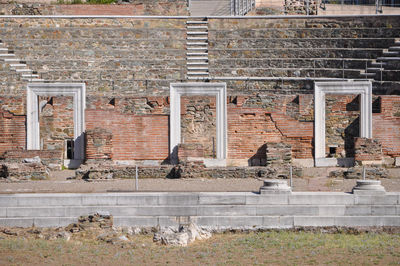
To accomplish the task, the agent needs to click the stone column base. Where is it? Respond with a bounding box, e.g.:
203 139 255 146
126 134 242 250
352 180 386 195
260 179 292 194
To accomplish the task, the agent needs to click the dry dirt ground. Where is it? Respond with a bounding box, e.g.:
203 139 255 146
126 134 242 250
0 169 400 194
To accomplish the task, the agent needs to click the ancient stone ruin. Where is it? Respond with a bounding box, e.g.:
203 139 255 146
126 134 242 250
0 2 399 182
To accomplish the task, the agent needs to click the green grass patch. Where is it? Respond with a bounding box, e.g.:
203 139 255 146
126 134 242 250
0 231 399 265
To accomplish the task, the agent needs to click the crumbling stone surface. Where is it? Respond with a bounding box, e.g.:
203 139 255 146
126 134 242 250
2 150 62 166
329 167 389 179
75 162 302 180
354 138 383 164
177 143 205 163
153 223 212 247
11 3 41 15
66 212 113 233
266 143 292 166
181 96 216 158
75 163 174 180
86 127 113 160
284 0 317 15
0 160 49 181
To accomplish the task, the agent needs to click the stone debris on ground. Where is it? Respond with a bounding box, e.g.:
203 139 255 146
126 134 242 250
329 167 389 179
0 212 212 247
153 223 212 247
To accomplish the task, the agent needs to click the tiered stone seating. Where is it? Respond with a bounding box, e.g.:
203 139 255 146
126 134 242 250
208 16 400 93
0 18 187 95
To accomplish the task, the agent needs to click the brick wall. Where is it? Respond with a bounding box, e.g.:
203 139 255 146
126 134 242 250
3 149 62 160
0 111 26 157
228 97 313 163
177 143 205 161
0 16 399 165
86 127 113 160
373 96 400 157
39 96 74 151
85 109 169 161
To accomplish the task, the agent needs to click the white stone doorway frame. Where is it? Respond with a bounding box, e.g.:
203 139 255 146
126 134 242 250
27 83 86 167
314 81 372 167
170 83 227 167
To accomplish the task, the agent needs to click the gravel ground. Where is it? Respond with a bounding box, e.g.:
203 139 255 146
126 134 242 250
0 170 400 194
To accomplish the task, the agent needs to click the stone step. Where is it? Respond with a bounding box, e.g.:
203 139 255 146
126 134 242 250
0 48 8 52
370 61 387 67
187 72 209 76
360 72 376 77
187 61 208 65
187 57 209 61
187 52 208 56
186 21 208 24
6 204 395 218
187 42 208 46
382 50 399 56
22 78 45 82
187 31 208 35
187 67 209 71
21 74 39 78
187 26 208 30
377 57 400 61
366 67 384 72
187 47 208 51
0 215 399 228
16 69 33 73
187 36 208 40
389 46 400 51
0 53 15 58
3 58 20 62
10 63 27 68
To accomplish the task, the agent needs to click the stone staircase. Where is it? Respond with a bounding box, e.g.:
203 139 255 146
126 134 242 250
189 0 231 16
360 38 400 82
0 192 399 228
186 18 209 80
0 40 44 82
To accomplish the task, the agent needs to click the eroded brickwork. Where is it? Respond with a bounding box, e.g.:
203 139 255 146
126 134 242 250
0 110 26 157
373 96 400 157
181 96 216 158
39 96 74 151
325 95 360 158
354 137 383 163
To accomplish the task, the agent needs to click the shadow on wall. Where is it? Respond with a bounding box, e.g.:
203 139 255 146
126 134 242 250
248 144 267 166
343 96 360 158
344 117 360 158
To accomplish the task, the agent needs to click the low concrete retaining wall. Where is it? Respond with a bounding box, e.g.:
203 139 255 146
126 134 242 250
0 191 399 229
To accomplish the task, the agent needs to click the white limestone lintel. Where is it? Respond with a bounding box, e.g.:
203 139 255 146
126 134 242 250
170 83 227 166
26 83 86 160
314 81 372 167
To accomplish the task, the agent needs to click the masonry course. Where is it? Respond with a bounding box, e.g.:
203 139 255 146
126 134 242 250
0 191 399 228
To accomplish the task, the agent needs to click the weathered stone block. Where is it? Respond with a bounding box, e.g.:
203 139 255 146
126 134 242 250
354 138 383 165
